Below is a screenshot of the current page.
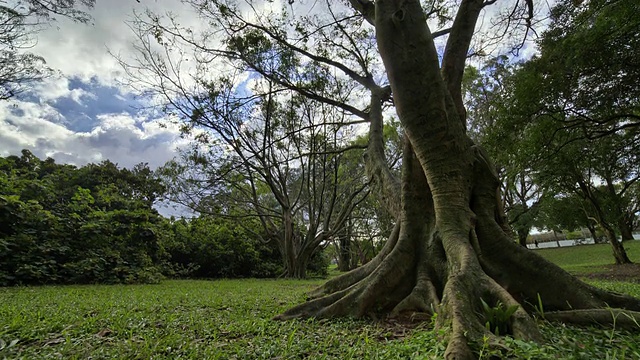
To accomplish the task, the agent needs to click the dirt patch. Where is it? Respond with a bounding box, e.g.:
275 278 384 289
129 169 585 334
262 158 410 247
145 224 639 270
377 312 433 341
580 264 640 283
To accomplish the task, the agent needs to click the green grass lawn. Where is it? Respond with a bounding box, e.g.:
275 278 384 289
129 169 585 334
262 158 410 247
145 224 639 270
2 246 640 359
533 240 640 274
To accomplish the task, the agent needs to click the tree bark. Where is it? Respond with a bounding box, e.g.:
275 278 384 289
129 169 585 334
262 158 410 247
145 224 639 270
337 219 352 272
587 224 601 243
619 219 634 242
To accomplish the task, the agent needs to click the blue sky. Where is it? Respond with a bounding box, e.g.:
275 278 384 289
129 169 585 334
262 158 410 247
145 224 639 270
0 0 196 170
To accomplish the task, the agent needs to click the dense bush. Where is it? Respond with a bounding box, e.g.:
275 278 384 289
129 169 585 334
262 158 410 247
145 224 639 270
162 216 283 278
0 150 329 285
0 150 167 285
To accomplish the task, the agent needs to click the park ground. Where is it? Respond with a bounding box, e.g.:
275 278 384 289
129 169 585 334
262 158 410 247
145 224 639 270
1 242 640 359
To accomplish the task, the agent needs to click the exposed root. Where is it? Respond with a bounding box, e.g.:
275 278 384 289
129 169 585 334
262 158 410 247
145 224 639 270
391 237 440 316
544 309 640 329
273 287 355 320
391 276 439 316
445 330 476 360
439 254 488 359
483 274 541 342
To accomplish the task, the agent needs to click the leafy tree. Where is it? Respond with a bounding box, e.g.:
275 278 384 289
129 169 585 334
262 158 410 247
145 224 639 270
0 150 168 285
158 86 368 278
478 0 640 262
533 0 640 139
537 192 605 244
126 0 640 356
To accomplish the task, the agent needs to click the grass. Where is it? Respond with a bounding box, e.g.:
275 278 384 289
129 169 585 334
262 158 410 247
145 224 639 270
533 240 640 274
2 244 640 359
1 279 444 359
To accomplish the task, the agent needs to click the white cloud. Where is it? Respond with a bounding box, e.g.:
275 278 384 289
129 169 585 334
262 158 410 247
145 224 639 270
32 0 200 88
0 98 185 169
32 77 96 105
0 0 199 170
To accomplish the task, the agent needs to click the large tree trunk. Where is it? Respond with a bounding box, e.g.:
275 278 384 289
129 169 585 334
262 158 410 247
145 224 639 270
276 0 640 358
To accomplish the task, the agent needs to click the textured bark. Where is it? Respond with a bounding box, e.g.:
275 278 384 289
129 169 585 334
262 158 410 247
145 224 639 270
276 0 640 358
337 219 353 272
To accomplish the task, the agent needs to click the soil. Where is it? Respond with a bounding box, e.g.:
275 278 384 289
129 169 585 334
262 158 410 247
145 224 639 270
580 264 640 283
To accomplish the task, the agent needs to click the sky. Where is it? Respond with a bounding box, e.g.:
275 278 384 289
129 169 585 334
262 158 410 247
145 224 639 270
0 0 199 170
0 0 540 171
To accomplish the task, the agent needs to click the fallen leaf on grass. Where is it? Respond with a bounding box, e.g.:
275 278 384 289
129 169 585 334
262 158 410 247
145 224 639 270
96 328 113 337
0 339 19 350
44 337 65 346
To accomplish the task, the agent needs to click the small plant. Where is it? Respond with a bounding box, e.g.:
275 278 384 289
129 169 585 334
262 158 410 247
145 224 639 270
480 298 519 336
535 292 546 319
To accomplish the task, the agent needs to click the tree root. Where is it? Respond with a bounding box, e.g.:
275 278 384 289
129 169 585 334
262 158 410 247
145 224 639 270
544 309 640 329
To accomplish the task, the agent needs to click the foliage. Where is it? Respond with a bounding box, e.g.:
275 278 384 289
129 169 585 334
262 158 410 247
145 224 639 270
463 57 545 246
474 0 640 254
0 150 167 285
162 216 284 278
480 299 519 336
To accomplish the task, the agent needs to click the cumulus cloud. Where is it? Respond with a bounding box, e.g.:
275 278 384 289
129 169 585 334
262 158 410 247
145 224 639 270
32 0 201 87
0 0 204 172
0 95 186 169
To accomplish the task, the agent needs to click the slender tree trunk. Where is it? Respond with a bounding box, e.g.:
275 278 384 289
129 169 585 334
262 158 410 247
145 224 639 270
586 225 600 243
603 225 631 264
553 230 561 247
517 228 529 247
337 236 351 272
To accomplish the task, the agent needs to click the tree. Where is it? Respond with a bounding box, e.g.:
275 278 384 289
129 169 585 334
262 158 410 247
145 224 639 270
477 0 640 262
533 0 640 139
537 192 604 244
0 0 95 99
545 132 640 262
467 0 640 250
126 0 640 357
159 85 369 278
